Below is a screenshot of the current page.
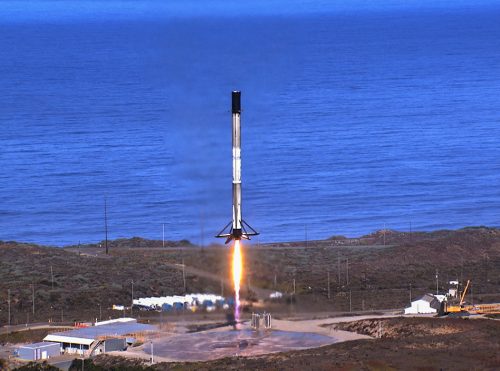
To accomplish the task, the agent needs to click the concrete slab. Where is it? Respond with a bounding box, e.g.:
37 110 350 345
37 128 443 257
143 329 336 361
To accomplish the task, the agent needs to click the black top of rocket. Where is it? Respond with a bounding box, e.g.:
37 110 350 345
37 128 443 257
232 91 241 114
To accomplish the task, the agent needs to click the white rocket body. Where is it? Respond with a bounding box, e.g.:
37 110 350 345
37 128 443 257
232 101 242 235
216 91 258 243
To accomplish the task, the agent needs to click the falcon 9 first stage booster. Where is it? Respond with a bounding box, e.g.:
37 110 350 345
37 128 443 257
216 91 258 244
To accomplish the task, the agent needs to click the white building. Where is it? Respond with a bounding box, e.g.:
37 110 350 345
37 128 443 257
404 294 445 314
43 318 155 356
133 293 224 310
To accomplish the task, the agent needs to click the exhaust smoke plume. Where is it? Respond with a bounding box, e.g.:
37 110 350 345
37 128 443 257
232 240 243 324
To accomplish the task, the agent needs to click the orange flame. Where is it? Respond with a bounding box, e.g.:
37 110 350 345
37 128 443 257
232 240 243 321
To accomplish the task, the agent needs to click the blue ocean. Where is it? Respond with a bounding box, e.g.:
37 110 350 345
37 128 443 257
1 1 499 246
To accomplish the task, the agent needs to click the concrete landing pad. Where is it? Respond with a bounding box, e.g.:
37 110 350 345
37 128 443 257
144 329 337 361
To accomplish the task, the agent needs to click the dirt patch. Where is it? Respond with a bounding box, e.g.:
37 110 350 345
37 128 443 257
0 328 72 345
0 227 499 329
332 317 468 338
186 322 230 333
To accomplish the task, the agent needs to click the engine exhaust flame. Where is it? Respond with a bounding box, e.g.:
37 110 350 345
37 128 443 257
232 240 243 325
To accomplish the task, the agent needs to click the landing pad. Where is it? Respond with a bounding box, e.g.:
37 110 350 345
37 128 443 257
144 329 337 361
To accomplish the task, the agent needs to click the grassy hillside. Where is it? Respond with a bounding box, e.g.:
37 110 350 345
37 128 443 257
0 227 498 325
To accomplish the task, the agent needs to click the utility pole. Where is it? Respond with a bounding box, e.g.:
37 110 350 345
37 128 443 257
274 273 277 289
409 283 412 305
182 259 186 293
162 223 165 248
150 340 154 365
7 289 11 327
435 269 439 295
131 280 134 316
349 290 352 312
293 278 296 295
104 197 109 255
32 284 35 316
327 271 331 300
337 251 341 285
50 265 54 290
460 256 464 284
346 258 349 286
484 254 489 283
200 211 204 248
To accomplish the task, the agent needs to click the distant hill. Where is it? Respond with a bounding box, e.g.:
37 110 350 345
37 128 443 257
0 227 498 325
64 237 195 249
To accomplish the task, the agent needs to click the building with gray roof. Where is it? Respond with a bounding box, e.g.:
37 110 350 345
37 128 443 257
43 318 156 356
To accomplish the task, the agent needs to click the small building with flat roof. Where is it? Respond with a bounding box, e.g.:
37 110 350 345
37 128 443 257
43 318 155 356
17 342 60 361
